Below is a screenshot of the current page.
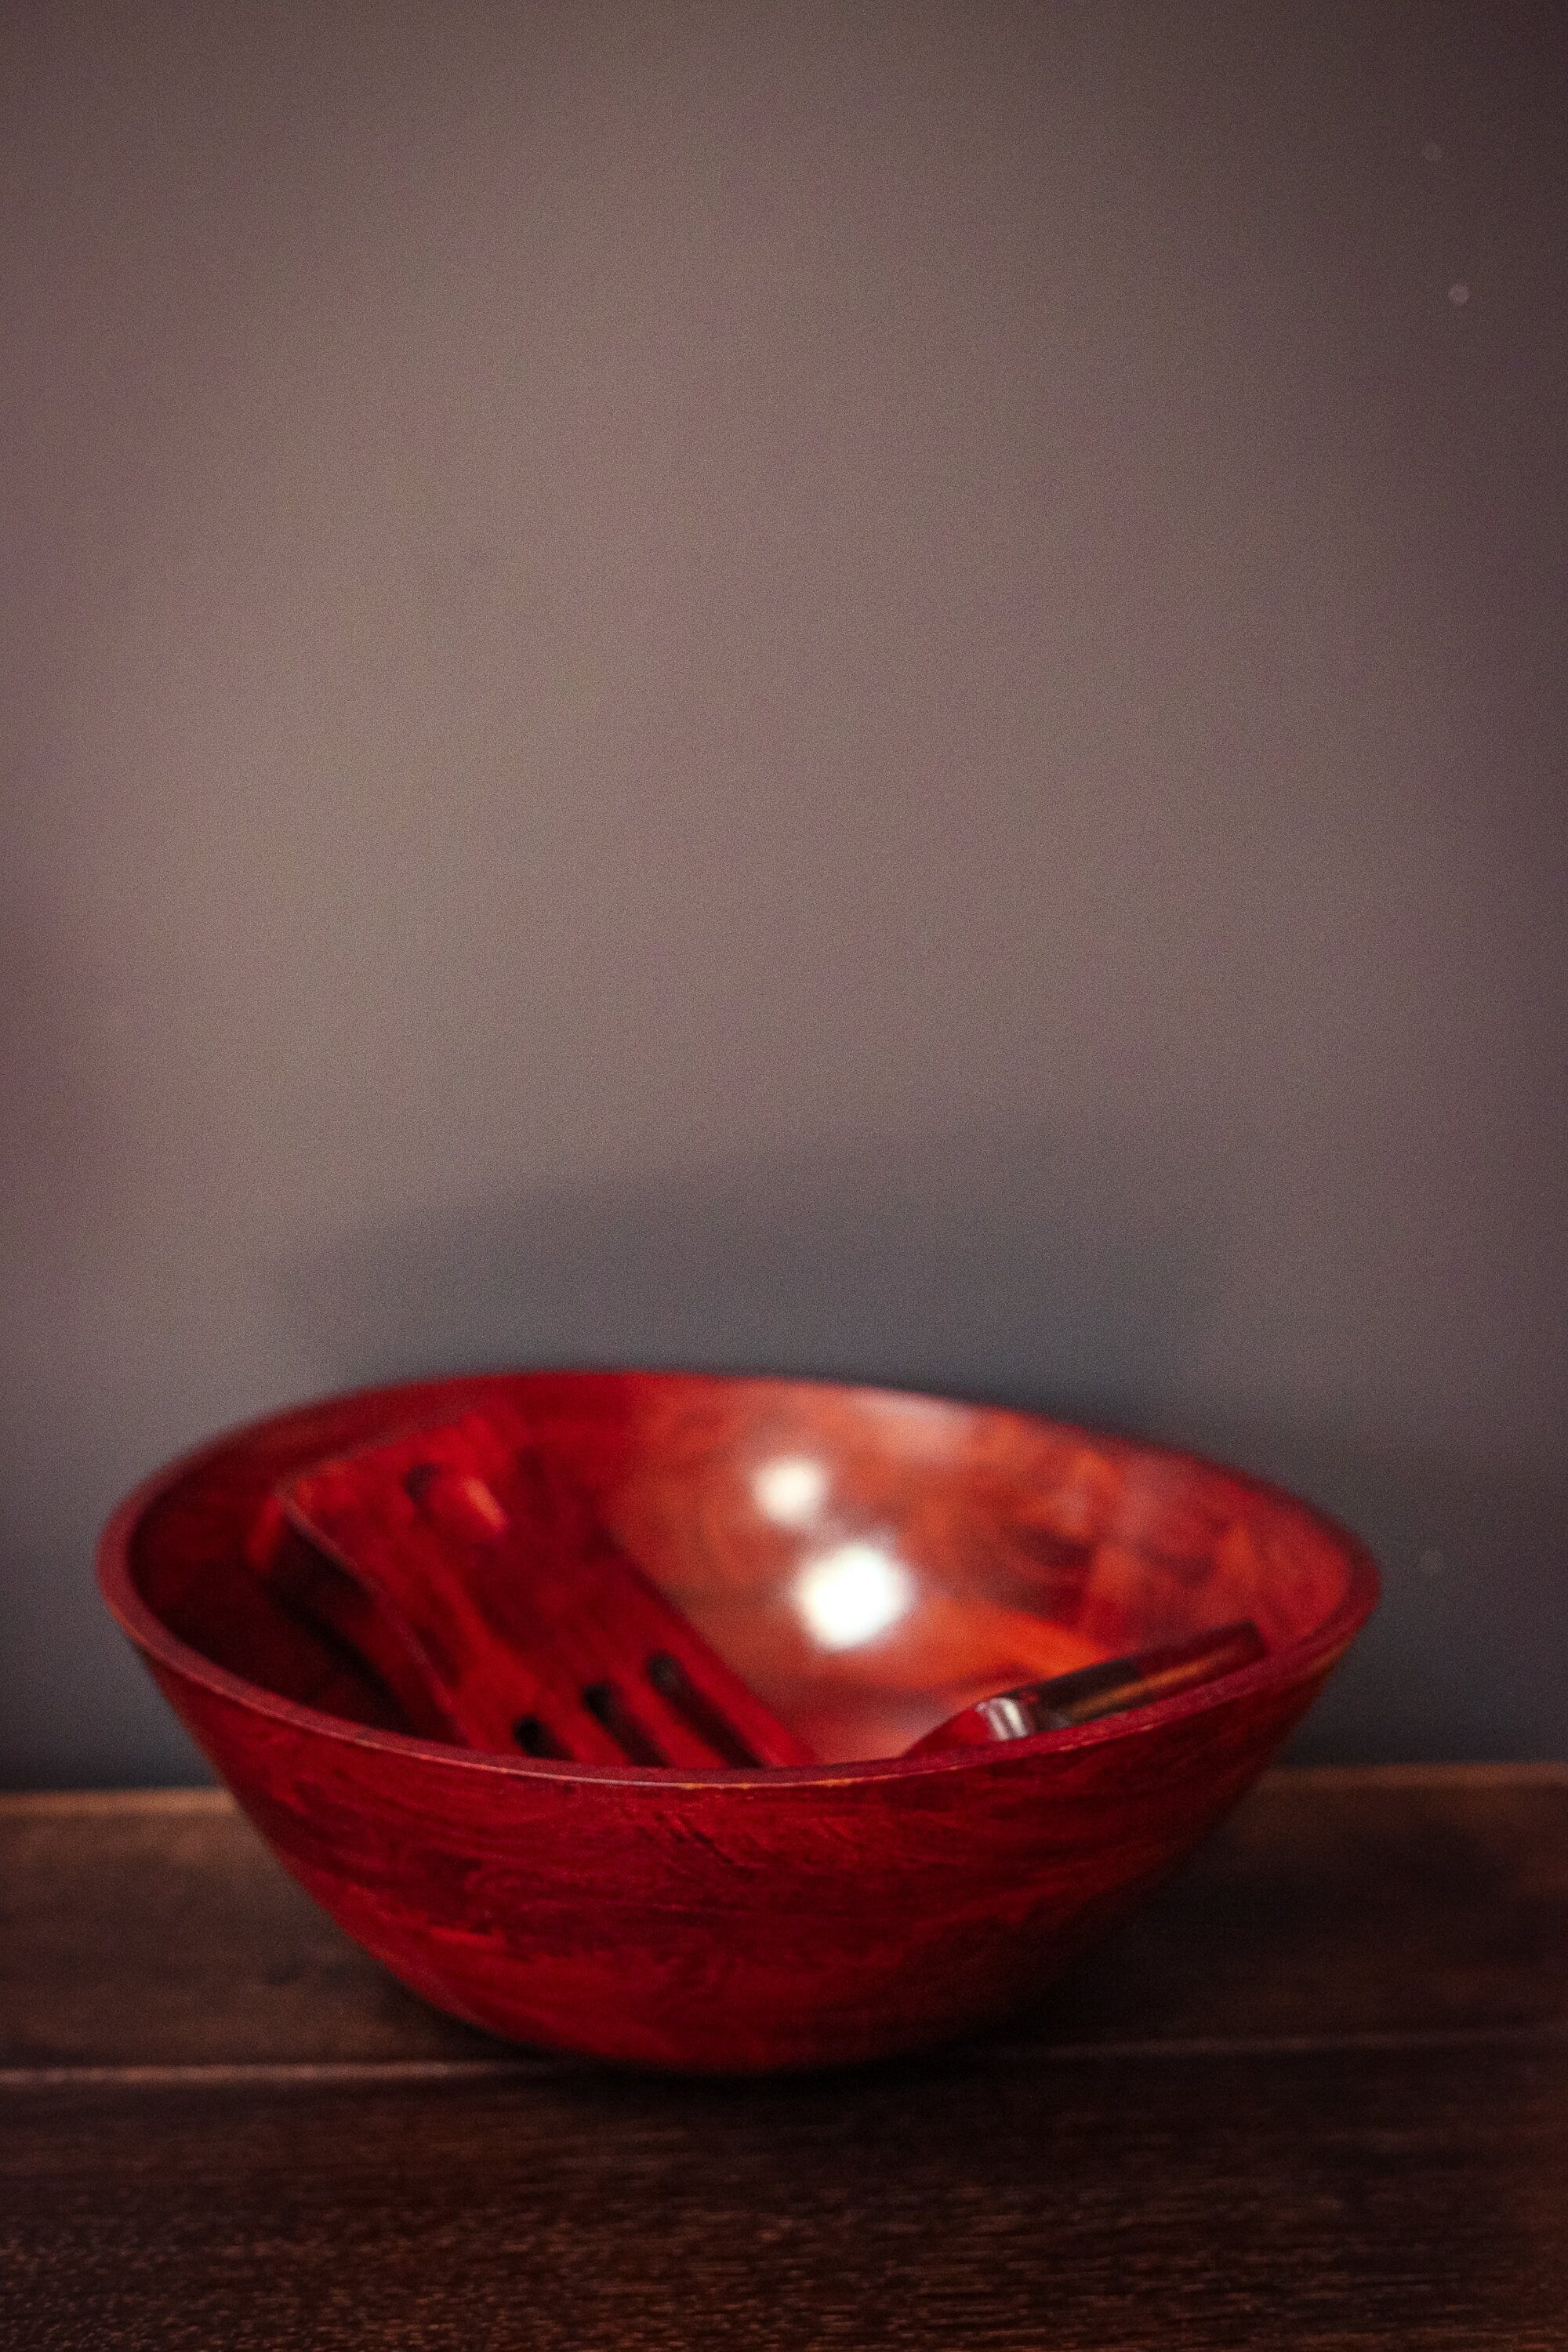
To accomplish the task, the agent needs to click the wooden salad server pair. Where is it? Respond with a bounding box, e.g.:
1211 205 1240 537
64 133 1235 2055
252 1408 1265 1769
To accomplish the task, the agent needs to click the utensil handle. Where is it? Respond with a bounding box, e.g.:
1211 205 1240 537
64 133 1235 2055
908 1621 1267 1755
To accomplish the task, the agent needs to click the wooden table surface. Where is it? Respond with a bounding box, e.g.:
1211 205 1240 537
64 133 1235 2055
2 1765 1565 2349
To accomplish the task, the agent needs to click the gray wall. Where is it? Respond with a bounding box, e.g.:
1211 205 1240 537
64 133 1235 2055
3 1 1564 1788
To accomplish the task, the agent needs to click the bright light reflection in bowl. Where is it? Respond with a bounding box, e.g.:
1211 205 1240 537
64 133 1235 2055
793 1541 914 1650
753 1454 829 1529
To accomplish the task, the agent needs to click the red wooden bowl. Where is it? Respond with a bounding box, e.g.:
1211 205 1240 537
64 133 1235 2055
97 1370 1377 2073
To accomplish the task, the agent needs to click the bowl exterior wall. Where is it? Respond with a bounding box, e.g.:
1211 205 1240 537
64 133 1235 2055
144 1646 1327 2071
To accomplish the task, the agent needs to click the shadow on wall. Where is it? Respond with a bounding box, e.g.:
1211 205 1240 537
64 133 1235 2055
1189 1424 1568 1768
281 1125 1218 1432
279 1124 1568 1766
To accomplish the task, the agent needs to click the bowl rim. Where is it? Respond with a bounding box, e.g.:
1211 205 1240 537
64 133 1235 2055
96 1367 1381 1791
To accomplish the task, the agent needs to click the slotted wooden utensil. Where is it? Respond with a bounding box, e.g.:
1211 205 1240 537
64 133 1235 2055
256 1406 816 1768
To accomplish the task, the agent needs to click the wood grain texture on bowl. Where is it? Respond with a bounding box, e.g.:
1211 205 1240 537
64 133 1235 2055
97 1371 1377 2071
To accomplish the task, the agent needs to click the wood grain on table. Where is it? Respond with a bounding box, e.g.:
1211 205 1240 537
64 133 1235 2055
3 1766 1566 2348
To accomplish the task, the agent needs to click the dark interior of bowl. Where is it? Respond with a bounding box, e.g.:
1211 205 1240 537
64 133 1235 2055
128 1372 1362 1764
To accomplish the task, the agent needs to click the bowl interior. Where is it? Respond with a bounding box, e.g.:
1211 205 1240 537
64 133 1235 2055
122 1373 1367 1766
